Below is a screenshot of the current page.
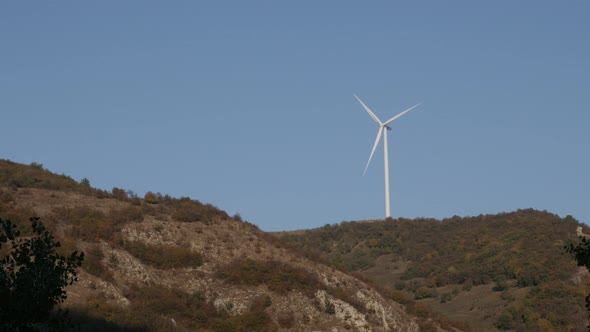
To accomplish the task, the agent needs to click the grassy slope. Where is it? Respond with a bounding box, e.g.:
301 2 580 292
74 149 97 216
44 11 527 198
0 159 437 331
276 211 590 331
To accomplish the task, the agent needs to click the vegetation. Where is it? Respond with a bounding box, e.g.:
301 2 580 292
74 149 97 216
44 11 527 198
0 160 282 331
82 244 115 282
566 234 590 330
0 159 231 228
122 241 203 269
79 284 277 331
216 258 323 297
0 217 84 331
0 159 109 197
277 210 588 331
3 159 586 330
143 192 158 204
170 197 229 224
217 258 379 317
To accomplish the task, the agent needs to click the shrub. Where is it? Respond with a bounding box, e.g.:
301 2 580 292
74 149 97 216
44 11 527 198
216 258 323 297
327 286 366 313
96 283 280 331
111 187 129 201
122 241 203 269
51 206 115 242
109 206 145 224
0 206 37 235
414 286 433 300
0 160 101 193
82 245 114 282
80 178 91 187
409 302 431 318
493 276 508 292
0 217 84 330
324 299 336 314
29 162 44 170
169 197 229 224
496 314 514 330
143 192 158 204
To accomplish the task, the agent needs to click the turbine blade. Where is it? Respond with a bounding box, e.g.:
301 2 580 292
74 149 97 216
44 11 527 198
363 126 384 176
383 103 421 126
355 94 382 125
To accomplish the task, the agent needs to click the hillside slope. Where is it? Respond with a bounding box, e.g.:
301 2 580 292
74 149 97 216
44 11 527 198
0 159 445 331
275 211 590 331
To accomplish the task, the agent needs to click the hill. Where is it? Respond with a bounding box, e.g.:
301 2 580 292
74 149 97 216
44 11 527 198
0 159 449 331
275 211 590 331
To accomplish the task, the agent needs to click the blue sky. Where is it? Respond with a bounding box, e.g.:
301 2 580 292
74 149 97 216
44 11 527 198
1 1 588 231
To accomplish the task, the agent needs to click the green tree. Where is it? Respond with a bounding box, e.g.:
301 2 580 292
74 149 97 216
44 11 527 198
495 313 514 330
80 178 90 187
565 235 590 330
0 217 84 331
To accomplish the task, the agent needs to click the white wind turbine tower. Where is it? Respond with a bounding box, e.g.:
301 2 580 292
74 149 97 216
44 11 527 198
355 94 421 218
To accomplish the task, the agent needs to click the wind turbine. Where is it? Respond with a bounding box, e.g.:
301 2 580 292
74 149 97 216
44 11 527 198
355 94 420 218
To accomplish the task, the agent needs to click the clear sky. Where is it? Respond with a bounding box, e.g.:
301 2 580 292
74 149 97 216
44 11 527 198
1 1 588 231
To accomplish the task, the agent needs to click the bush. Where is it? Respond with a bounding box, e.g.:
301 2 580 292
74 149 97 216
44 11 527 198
103 283 279 331
82 245 114 282
327 286 366 313
409 302 431 318
0 217 84 330
493 276 509 292
80 178 91 187
111 187 129 201
169 197 228 224
49 205 144 243
324 299 336 314
0 159 100 194
216 258 323 297
496 314 514 330
51 206 117 242
143 192 158 204
414 286 433 300
109 206 145 224
29 162 44 170
123 241 203 269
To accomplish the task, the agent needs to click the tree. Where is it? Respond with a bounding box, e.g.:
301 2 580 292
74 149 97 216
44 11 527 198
80 178 90 187
495 313 514 330
143 191 158 204
565 235 590 330
0 217 84 331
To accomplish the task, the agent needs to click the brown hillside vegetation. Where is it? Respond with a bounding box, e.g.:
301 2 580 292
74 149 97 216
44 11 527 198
0 159 454 331
275 211 590 331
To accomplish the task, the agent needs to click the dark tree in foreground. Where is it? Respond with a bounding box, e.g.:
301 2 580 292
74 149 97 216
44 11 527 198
0 217 84 331
565 234 590 331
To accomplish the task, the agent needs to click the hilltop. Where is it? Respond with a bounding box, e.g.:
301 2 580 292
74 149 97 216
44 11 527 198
275 211 589 331
0 159 451 331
